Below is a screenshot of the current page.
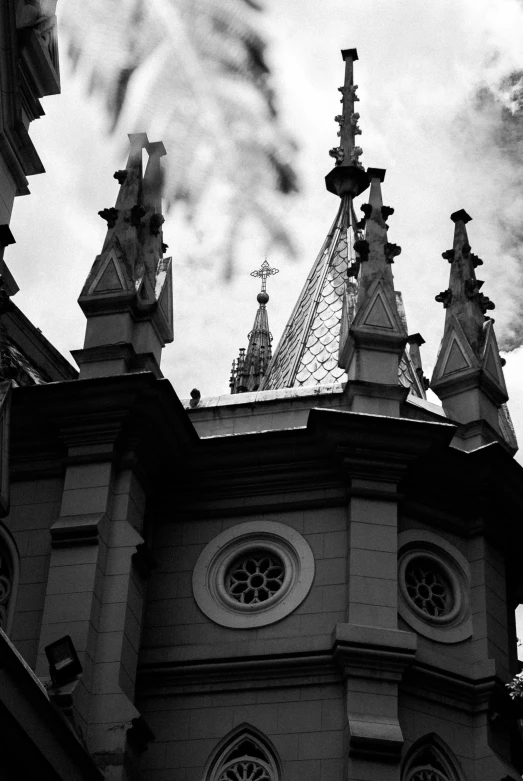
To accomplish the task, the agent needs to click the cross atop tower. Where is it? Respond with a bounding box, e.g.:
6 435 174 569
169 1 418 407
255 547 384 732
250 260 279 296
230 260 277 393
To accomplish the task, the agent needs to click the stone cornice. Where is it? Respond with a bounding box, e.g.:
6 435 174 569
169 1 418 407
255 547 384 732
332 623 417 680
137 651 337 695
10 374 197 483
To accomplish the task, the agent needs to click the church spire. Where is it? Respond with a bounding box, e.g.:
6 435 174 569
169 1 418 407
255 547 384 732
229 260 278 394
338 169 409 415
431 210 516 452
261 49 422 402
72 133 173 379
326 49 369 198
261 50 369 391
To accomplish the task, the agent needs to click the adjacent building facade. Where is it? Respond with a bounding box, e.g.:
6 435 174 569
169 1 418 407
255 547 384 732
1 12 523 781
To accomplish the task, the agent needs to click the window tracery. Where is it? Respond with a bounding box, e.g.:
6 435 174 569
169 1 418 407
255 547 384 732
226 551 285 605
404 557 452 618
402 736 463 781
206 728 280 781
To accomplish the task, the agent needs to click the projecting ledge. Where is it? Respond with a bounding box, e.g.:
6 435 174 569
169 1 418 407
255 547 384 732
332 622 417 678
333 623 417 765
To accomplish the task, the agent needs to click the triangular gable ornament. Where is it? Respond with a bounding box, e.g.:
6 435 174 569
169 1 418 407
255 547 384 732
135 271 156 306
481 319 508 397
155 257 174 342
86 245 133 296
351 279 406 336
432 316 479 384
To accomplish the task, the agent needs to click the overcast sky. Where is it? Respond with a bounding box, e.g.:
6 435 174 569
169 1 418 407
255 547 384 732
8 0 523 455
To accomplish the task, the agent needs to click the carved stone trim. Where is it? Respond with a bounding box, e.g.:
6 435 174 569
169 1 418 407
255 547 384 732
50 513 107 548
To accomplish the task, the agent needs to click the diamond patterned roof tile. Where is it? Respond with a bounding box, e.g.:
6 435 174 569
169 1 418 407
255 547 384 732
260 193 426 398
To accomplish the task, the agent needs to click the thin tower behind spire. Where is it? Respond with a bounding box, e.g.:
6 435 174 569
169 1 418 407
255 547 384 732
230 260 278 394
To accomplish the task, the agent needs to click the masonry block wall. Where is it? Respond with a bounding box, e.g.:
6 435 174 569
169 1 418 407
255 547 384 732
139 507 349 780
3 456 150 780
4 380 523 781
8 477 63 666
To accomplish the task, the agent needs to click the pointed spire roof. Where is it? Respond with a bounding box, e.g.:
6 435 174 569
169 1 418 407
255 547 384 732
230 260 277 394
431 210 515 452
342 169 406 344
337 169 420 415
261 52 423 400
73 133 173 379
432 209 504 393
261 195 358 389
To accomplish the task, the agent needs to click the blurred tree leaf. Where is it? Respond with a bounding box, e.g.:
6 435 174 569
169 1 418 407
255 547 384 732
60 0 299 276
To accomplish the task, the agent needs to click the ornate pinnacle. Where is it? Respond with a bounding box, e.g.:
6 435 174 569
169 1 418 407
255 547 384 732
325 49 369 198
331 51 363 168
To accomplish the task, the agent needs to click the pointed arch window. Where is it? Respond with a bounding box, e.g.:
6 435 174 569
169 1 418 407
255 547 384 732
206 727 281 781
403 736 463 781
0 523 19 635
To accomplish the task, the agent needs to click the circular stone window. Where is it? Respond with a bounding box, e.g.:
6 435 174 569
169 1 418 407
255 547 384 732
192 521 315 628
404 555 459 621
226 550 285 605
398 531 472 644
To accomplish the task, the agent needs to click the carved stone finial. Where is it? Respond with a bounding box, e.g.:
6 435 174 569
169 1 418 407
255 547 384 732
353 239 370 262
150 213 165 236
385 243 401 263
130 204 146 227
350 146 363 167
325 49 370 196
98 208 119 229
329 146 345 165
478 293 495 314
435 289 452 308
470 253 483 268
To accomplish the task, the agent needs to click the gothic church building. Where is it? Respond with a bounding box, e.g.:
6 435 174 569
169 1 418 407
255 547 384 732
1 5 523 781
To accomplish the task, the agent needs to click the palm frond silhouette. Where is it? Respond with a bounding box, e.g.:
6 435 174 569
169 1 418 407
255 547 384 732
61 0 299 276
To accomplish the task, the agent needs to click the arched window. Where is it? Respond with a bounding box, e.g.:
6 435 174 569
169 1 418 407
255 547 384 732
205 725 281 781
403 735 463 781
0 523 19 635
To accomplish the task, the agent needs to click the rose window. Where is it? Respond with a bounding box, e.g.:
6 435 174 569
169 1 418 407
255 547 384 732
226 551 284 605
405 558 451 617
218 760 272 781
